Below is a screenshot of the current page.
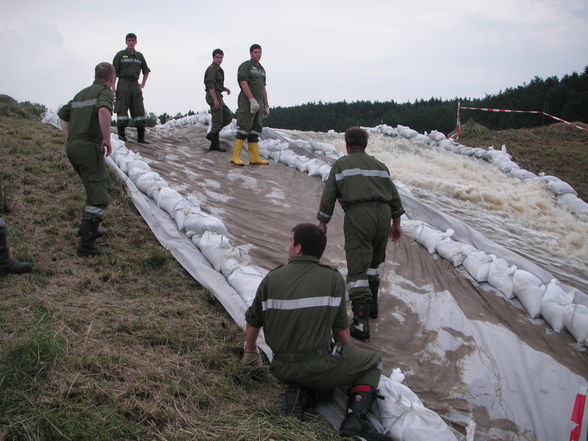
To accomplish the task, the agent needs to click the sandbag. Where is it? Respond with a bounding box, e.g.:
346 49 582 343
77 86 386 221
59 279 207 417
228 265 265 306
157 187 185 216
463 251 493 282
541 280 575 332
436 238 477 267
198 231 232 272
221 247 252 278
378 370 458 441
487 256 517 299
544 176 577 196
564 304 588 346
512 269 546 319
184 212 227 236
134 171 164 196
417 227 453 254
402 220 424 241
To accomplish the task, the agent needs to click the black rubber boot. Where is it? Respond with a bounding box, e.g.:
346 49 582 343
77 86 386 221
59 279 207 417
340 386 391 441
282 383 318 420
137 126 148 144
350 301 371 340
209 132 226 152
117 126 127 142
77 225 107 239
369 279 380 319
77 217 110 257
0 223 32 274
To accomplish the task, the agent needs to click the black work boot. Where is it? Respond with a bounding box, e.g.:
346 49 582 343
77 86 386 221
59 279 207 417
350 301 371 340
282 383 318 420
369 279 380 319
77 225 107 239
137 126 148 144
209 132 226 152
117 126 127 142
340 386 391 441
77 217 110 257
0 222 32 274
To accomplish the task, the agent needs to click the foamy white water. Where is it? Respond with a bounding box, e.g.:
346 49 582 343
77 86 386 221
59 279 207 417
282 129 588 293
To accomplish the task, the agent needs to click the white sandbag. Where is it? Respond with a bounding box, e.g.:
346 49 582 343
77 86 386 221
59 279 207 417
134 171 163 195
295 158 311 173
428 130 447 142
544 176 577 196
127 159 151 178
220 247 252 278
512 270 546 319
436 238 477 267
173 201 198 232
541 280 575 332
557 193 588 216
417 226 453 254
564 304 588 346
463 251 493 282
309 141 337 155
289 139 312 151
318 164 331 181
198 231 232 272
184 211 227 236
378 370 458 441
228 265 265 306
157 187 185 216
487 256 517 299
307 159 327 177
494 157 519 174
402 220 424 241
279 150 301 167
147 180 169 201
415 134 429 145
508 168 536 180
269 150 282 162
396 125 418 139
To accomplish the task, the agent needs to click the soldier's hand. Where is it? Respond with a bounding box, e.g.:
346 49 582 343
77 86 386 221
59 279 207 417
249 98 260 114
241 344 263 367
263 106 270 119
101 140 112 157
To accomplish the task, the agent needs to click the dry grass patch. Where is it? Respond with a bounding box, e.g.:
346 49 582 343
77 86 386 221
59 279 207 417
0 107 341 441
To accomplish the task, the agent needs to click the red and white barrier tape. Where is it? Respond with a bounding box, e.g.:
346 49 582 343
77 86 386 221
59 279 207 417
459 106 588 133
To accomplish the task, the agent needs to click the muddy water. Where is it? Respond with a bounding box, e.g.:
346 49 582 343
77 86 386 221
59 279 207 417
129 126 588 441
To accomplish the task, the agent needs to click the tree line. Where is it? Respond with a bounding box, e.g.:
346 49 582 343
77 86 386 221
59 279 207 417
264 66 588 134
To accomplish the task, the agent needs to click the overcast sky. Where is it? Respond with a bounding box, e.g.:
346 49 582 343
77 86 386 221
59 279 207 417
1 0 587 116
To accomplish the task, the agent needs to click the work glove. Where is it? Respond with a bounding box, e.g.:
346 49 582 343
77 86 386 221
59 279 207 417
249 98 260 114
263 106 270 119
241 343 263 367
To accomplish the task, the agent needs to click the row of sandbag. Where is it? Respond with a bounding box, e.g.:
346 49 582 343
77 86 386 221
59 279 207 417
403 218 588 346
108 135 266 307
364 123 588 216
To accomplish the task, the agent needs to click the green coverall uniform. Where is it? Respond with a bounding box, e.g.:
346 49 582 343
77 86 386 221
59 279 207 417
58 81 114 221
112 48 150 128
245 255 382 390
317 151 405 304
204 62 233 134
236 59 266 140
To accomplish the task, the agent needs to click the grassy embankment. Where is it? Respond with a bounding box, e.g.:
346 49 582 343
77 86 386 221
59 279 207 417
457 120 588 201
0 96 340 441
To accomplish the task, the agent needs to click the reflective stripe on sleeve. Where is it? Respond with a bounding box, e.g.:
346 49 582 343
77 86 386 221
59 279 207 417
335 168 391 181
121 59 143 64
262 296 342 311
318 211 332 221
72 98 97 109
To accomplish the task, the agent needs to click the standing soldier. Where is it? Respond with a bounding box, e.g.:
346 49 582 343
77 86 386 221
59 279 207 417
317 127 404 341
204 48 232 152
0 181 32 274
231 44 269 166
113 32 151 143
58 62 116 257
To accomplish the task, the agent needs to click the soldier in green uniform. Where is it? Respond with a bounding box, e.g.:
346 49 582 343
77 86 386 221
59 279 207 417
242 223 391 441
317 127 404 341
204 48 232 152
58 62 116 257
113 33 151 143
0 181 32 275
231 44 269 166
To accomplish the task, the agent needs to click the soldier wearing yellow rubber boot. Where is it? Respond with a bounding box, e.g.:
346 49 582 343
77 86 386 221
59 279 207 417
232 43 269 166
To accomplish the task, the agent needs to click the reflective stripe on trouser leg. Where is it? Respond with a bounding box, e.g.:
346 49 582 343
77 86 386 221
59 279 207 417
83 205 105 220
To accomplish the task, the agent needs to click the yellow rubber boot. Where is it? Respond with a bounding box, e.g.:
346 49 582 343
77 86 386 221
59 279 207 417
231 138 245 166
248 142 269 165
